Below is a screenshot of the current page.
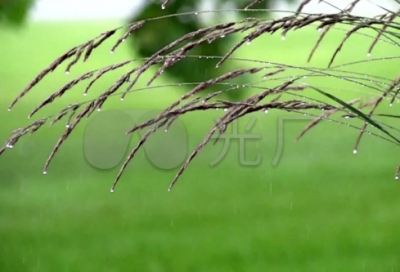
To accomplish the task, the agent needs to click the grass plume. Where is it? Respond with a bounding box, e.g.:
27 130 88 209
3 0 400 191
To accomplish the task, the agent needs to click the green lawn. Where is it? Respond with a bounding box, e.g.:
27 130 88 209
0 20 400 272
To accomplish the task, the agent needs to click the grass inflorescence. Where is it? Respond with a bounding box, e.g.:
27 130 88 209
3 0 400 191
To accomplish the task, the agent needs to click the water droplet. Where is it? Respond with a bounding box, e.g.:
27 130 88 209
165 129 168 132
353 149 357 154
367 52 371 57
264 109 269 114
396 175 399 180
7 108 11 112
43 171 47 175
83 93 87 96
110 188 114 193
110 51 114 54
161 4 165 9
66 71 70 75
120 98 124 101
390 103 393 107
281 35 286 40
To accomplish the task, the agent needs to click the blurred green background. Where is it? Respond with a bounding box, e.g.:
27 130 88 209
1 1 400 272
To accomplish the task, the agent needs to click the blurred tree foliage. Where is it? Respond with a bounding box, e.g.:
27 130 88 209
128 0 295 99
0 0 295 99
0 0 34 25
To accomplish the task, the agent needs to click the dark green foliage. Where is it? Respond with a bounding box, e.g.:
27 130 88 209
0 0 34 26
127 0 294 100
